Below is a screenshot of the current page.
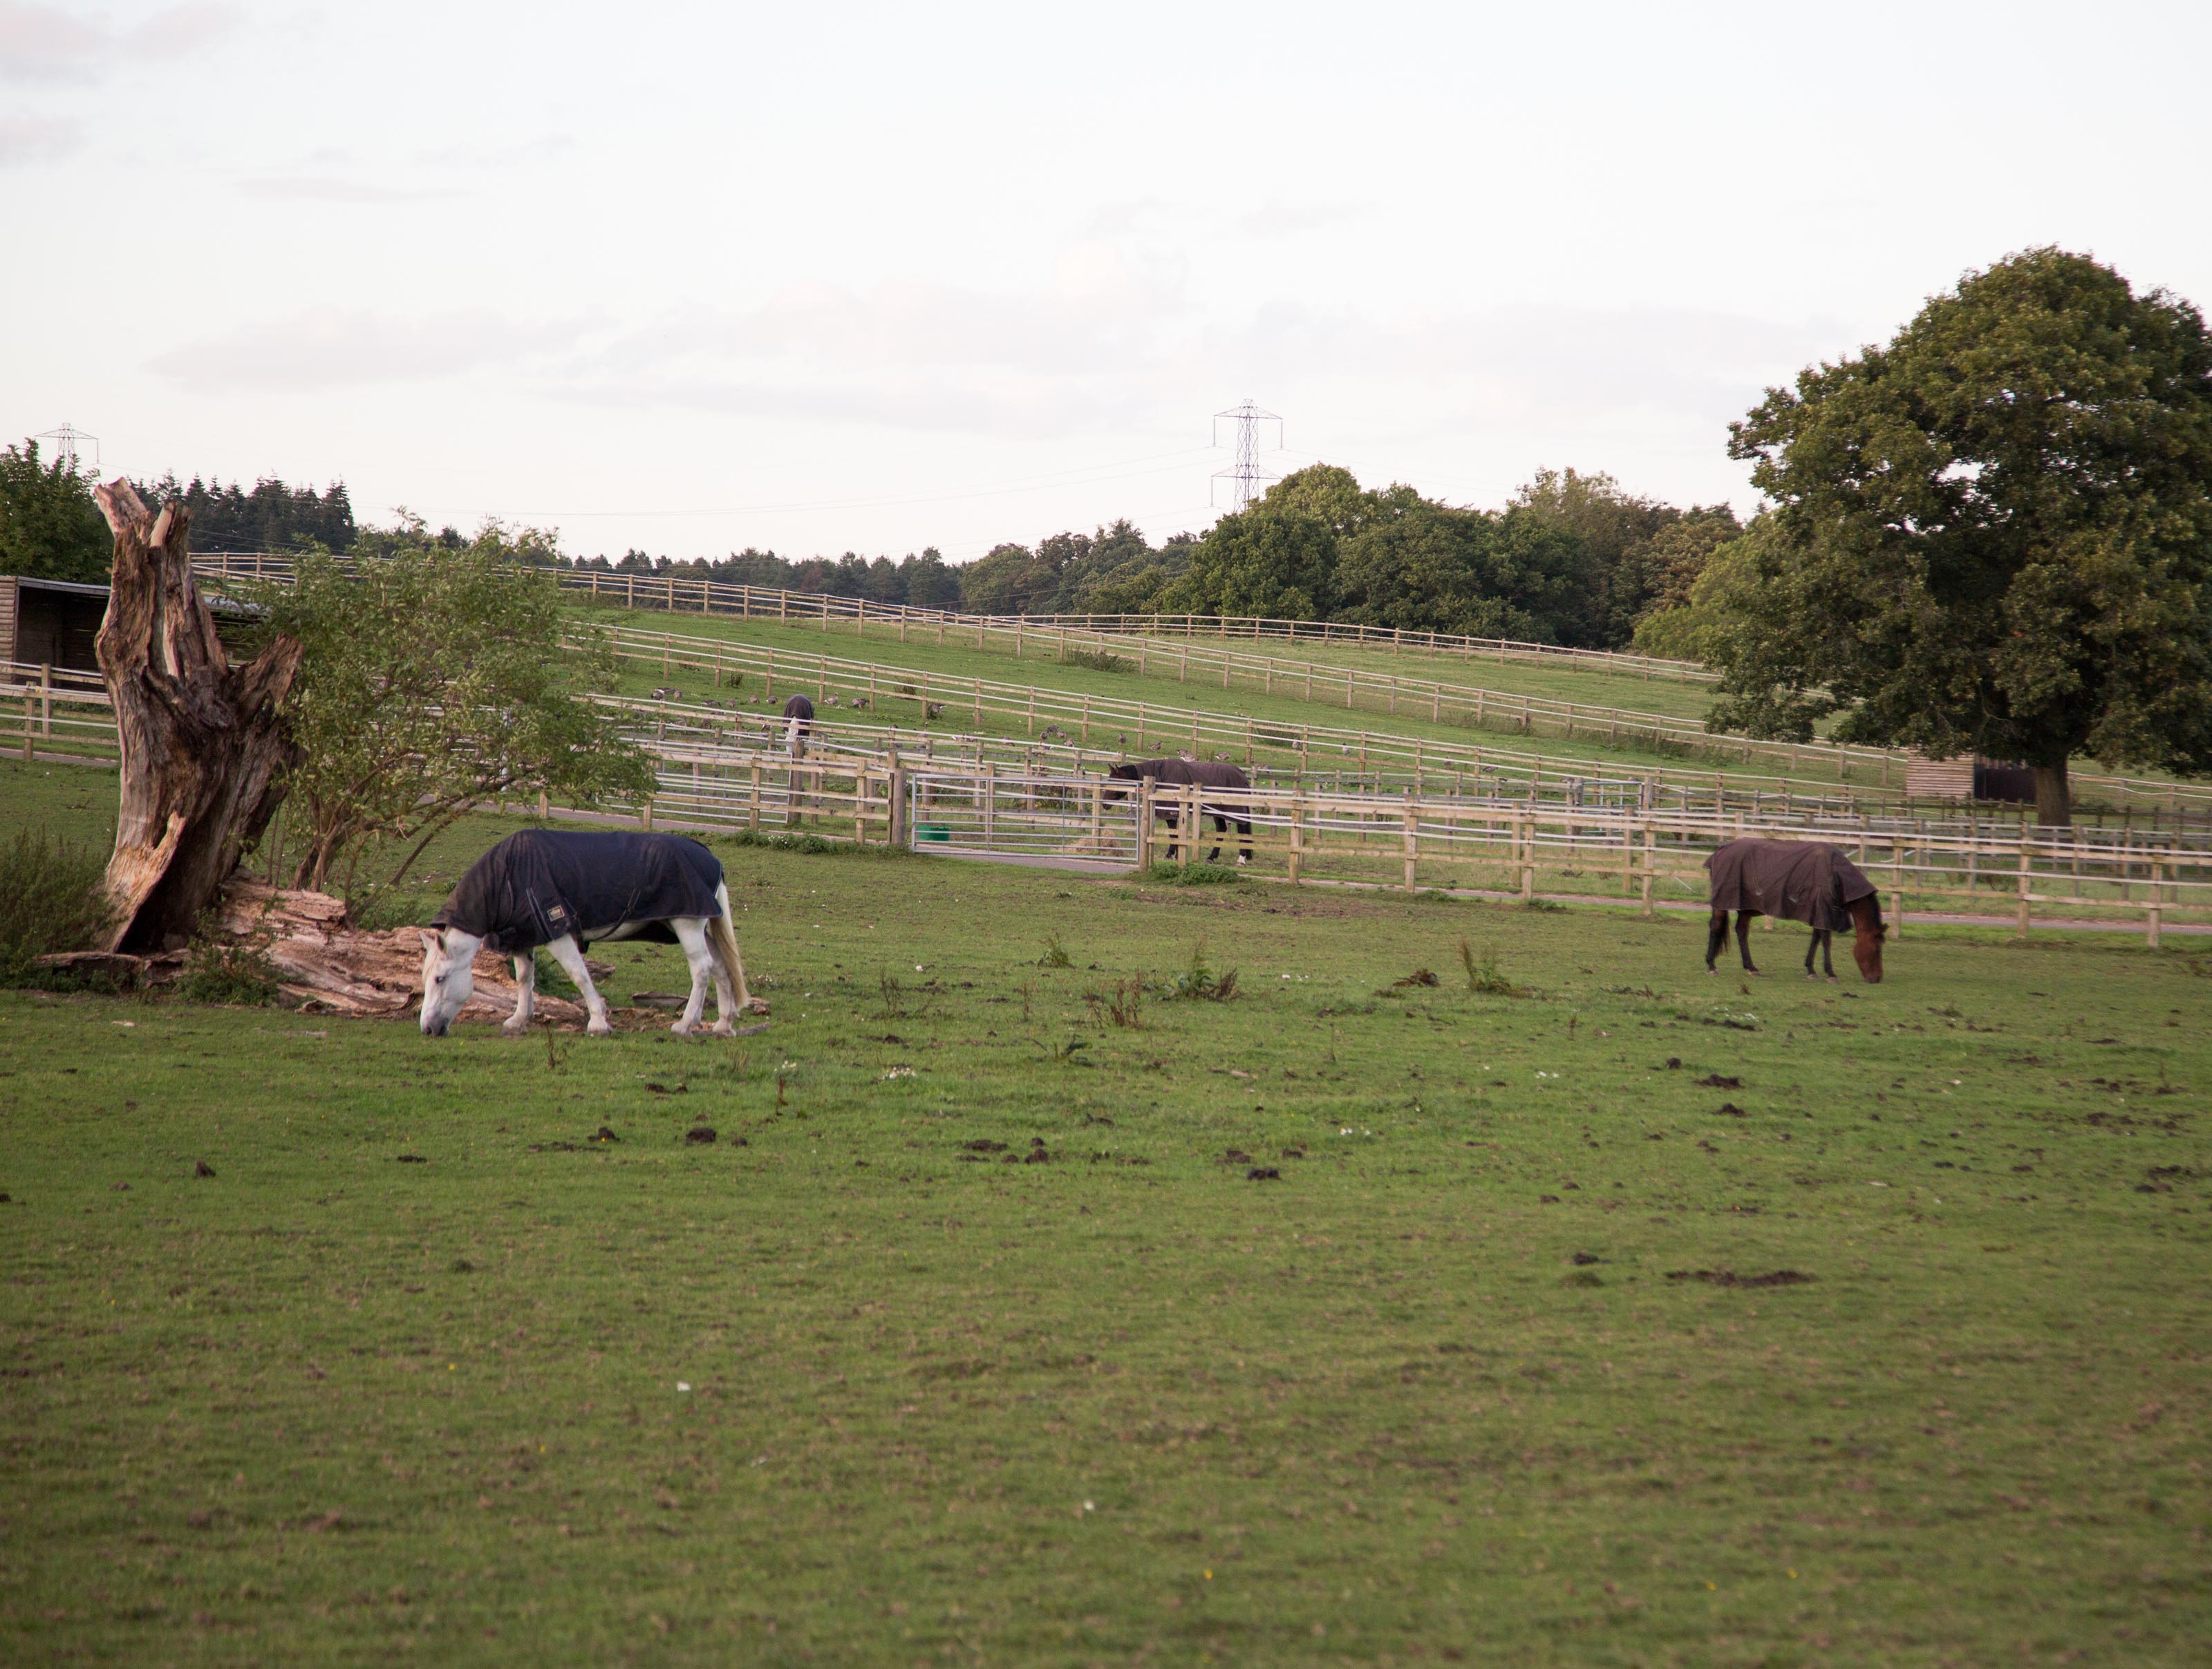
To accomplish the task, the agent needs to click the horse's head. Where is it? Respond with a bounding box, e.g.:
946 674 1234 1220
1850 899 1886 984
419 926 482 1035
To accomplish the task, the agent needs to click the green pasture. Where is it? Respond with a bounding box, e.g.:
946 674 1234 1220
577 601 1734 726
572 607 1880 792
3 761 2209 1666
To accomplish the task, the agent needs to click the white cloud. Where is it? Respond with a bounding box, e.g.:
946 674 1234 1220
0 110 77 163
150 309 581 392
239 176 467 203
0 2 237 82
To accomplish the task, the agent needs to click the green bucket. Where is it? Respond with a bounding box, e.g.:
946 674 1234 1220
917 823 951 843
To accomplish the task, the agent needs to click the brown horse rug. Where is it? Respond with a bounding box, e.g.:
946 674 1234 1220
1705 838 1876 932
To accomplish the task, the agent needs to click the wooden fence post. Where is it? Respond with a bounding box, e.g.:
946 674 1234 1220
1288 792 1304 884
1401 791 1418 893
1640 824 1656 917
1136 777 1155 870
2016 839 2033 940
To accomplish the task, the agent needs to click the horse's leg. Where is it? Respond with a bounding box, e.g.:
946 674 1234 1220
1736 911 1761 975
1237 815 1253 867
669 918 716 1036
504 951 536 1034
1705 909 1728 972
543 934 613 1036
1804 931 1821 980
1822 931 1837 981
1207 812 1226 864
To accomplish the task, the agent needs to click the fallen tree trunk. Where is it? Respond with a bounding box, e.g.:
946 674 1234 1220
215 883 590 1024
93 481 303 951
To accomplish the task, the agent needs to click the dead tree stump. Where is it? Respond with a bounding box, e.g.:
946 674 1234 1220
93 481 303 951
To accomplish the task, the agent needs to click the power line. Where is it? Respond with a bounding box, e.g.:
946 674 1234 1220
408 445 1225 521
35 422 99 475
1210 399 1283 511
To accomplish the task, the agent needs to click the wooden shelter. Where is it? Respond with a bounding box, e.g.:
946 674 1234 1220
0 575 109 673
1904 750 2034 804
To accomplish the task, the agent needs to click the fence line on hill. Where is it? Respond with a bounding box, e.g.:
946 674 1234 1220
616 747 2209 946
570 620 2212 820
189 553 2212 819
12 660 2212 847
189 552 1722 682
9 666 2200 941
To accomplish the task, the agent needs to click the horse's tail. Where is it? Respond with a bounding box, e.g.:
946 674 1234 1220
708 882 753 1009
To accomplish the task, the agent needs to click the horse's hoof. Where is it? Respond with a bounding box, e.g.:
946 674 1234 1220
671 1020 696 1036
586 1020 613 1037
709 1021 735 1037
501 1020 529 1035
742 997 770 1016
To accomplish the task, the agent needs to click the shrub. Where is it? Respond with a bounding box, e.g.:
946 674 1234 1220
0 830 111 985
1144 861 1241 886
175 939 281 1007
1158 940 1238 1002
1062 648 1132 673
1459 936 1529 998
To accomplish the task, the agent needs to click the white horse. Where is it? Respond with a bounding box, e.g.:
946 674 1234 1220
418 830 760 1038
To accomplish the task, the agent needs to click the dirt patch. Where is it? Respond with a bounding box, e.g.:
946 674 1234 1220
1570 1251 1604 1266
594 1126 619 1143
1246 1167 1281 1181
960 1139 1009 1153
1391 969 1441 988
1715 1103 1747 1117
1695 1074 1741 1089
394 1155 427 1164
1666 1269 1814 1288
683 1127 717 1145
194 1160 216 1178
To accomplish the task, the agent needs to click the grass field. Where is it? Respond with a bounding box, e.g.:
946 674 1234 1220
4 755 2209 1666
575 610 1864 790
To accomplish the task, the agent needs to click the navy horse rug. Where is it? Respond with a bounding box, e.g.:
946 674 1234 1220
433 830 725 953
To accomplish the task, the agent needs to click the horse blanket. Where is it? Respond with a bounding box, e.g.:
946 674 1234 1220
433 830 724 953
1116 757 1250 796
1705 838 1875 933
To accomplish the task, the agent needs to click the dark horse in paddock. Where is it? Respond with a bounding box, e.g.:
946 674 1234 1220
1705 837 1886 982
1104 758 1254 864
781 692 814 760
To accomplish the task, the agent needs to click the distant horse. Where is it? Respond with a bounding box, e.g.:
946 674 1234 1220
1105 758 1254 865
782 693 814 760
1705 837 1885 982
420 830 760 1037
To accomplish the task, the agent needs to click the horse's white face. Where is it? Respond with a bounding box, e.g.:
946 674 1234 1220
419 927 480 1036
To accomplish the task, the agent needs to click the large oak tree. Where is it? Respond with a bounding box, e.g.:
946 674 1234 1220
1707 248 2212 824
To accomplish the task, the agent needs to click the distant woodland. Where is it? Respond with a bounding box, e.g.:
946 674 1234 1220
1 442 1737 651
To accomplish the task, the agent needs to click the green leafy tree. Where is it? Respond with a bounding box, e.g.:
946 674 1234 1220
1158 507 1338 619
256 523 656 893
1707 248 2212 823
0 439 110 583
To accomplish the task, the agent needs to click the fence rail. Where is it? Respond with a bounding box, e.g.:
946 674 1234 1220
572 623 2212 825
193 552 1721 682
601 747 2212 946
190 553 2212 819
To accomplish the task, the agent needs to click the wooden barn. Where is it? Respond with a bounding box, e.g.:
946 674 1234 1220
1905 750 2036 805
0 575 109 674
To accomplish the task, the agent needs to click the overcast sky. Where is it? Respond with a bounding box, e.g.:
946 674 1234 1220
6 1 2209 562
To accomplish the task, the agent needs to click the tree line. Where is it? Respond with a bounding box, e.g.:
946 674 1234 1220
2 450 1740 652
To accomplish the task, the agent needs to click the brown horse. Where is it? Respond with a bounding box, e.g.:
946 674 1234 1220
1705 837 1885 982
1104 758 1254 864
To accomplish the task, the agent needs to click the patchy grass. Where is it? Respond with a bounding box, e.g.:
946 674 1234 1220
2 780 2209 1665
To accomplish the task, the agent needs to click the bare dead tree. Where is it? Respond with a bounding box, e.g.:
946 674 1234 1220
93 481 303 951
